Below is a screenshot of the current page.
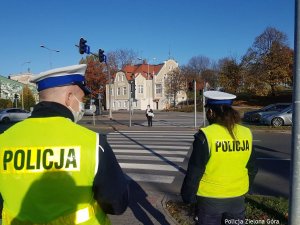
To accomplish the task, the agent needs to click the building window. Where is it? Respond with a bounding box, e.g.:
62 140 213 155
117 87 121 96
123 87 127 95
117 101 121 107
121 75 124 81
156 84 162 94
124 101 127 107
138 85 143 94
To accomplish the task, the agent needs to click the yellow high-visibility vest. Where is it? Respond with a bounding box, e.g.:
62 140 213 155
0 117 110 225
197 124 252 198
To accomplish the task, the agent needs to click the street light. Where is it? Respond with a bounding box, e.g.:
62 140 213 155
21 61 31 73
40 45 60 68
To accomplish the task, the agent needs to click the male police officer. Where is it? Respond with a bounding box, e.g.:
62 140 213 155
181 91 257 225
0 64 128 225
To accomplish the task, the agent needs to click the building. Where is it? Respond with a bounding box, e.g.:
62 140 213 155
0 73 38 104
105 59 187 111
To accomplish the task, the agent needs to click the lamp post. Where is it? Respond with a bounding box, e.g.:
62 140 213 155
21 61 31 73
40 45 60 68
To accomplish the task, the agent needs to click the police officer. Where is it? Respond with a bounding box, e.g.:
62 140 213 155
0 64 129 225
181 91 257 225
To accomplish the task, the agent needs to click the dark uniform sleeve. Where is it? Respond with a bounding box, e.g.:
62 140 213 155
181 131 209 203
246 146 258 192
92 134 129 215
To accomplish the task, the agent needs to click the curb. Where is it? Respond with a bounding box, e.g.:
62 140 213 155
160 194 182 225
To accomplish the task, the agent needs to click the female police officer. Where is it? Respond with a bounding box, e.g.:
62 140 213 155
0 64 128 225
181 90 257 225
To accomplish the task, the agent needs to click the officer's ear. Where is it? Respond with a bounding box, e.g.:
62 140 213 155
65 89 73 107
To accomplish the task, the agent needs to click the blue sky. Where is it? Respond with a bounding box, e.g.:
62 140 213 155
0 0 295 76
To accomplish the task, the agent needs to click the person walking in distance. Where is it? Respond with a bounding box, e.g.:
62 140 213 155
181 90 257 225
145 105 154 127
0 64 129 225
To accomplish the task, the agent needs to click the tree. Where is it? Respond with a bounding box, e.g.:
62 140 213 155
21 85 36 111
242 27 293 95
107 49 138 71
80 55 107 105
185 55 211 81
218 58 243 94
0 99 13 109
164 68 186 107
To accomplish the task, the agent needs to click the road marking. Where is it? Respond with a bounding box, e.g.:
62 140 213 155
109 141 191 146
119 163 179 171
113 149 188 155
111 131 194 133
108 137 193 141
110 144 189 150
126 173 175 183
257 157 290 161
116 155 184 162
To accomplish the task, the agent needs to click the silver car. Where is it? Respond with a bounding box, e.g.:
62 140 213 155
245 103 291 123
0 108 31 123
261 106 293 127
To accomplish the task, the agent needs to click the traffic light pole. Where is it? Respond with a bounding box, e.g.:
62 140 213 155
106 62 113 120
289 1 300 224
129 97 132 127
194 80 197 128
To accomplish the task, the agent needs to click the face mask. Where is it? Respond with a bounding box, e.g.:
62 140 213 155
68 94 85 123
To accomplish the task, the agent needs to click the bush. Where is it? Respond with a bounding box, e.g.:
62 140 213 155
0 99 13 109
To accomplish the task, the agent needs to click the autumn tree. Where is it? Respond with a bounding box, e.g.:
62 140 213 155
80 55 107 105
218 58 243 94
242 27 293 95
164 68 186 107
21 85 36 111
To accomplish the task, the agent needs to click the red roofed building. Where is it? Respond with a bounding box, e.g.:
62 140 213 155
105 59 187 110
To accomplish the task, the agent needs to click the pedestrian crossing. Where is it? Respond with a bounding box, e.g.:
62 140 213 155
107 130 195 184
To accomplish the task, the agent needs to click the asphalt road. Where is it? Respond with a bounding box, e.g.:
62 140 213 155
0 111 292 198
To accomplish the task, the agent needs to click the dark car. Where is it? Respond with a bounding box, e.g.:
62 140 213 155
243 103 291 123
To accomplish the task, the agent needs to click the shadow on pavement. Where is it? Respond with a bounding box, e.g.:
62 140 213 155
129 179 170 225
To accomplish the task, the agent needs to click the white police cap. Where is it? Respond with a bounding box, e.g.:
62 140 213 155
30 64 91 95
204 90 236 105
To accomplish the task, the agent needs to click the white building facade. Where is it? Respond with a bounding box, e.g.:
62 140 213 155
105 59 187 111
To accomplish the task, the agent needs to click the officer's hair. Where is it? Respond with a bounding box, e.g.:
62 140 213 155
207 104 241 139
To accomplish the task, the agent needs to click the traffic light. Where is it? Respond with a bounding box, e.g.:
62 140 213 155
98 49 105 63
14 94 19 99
188 81 194 92
79 38 87 54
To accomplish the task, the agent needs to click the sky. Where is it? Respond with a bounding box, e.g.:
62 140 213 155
0 0 295 76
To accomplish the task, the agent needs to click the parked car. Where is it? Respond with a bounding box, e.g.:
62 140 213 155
84 104 97 116
0 108 31 123
261 105 293 127
243 103 291 123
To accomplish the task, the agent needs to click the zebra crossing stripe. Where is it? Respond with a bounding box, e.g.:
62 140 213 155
113 149 188 155
116 155 184 162
119 163 179 171
126 173 175 183
110 144 189 150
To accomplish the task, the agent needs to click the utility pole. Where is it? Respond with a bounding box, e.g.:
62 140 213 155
194 79 197 128
289 0 300 224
